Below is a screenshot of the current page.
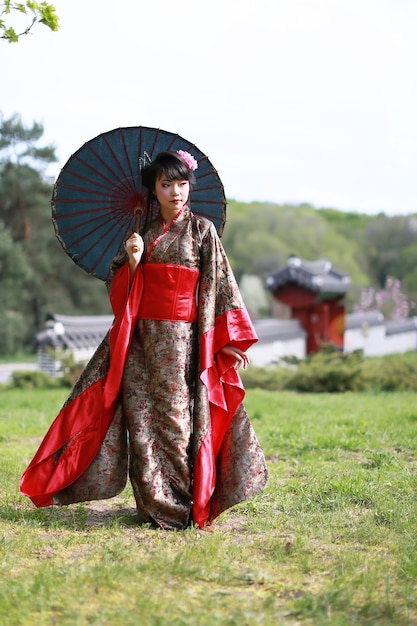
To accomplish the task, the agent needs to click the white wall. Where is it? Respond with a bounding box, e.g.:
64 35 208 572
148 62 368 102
344 325 387 356
249 337 306 367
250 320 417 366
384 331 417 355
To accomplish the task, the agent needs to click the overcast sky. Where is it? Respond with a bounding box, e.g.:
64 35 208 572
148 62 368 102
3 0 417 215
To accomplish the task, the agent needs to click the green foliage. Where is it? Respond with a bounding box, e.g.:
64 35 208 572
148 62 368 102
224 201 417 317
0 1 59 42
243 348 417 393
224 201 370 307
317 207 373 233
363 352 417 392
286 344 366 393
4 352 87 389
243 345 366 393
364 215 417 287
0 312 27 355
0 221 34 353
10 368 58 388
0 113 111 354
2 110 417 357
240 363 295 391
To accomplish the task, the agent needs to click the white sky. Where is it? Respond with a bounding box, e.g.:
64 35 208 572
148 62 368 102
2 0 417 215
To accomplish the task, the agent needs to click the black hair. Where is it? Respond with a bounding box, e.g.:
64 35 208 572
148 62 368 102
141 151 196 193
140 151 196 235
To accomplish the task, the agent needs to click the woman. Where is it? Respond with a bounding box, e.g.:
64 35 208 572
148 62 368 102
20 151 268 530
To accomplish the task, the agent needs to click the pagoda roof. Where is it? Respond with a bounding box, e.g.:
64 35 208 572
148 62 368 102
265 256 351 294
35 312 114 350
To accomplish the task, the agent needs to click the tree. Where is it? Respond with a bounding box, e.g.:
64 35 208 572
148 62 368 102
363 215 417 286
239 274 269 319
1 1 58 42
223 200 369 308
0 112 57 242
0 112 56 167
0 112 111 354
0 221 33 352
354 276 415 321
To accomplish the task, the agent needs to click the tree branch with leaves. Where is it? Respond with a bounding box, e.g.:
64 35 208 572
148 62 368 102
1 1 59 42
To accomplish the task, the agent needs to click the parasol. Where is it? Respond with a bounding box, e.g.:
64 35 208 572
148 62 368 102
52 126 226 281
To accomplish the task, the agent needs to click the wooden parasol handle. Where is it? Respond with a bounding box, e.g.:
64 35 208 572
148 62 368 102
132 205 143 253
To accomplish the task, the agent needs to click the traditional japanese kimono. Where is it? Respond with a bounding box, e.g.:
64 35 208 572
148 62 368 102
20 207 268 529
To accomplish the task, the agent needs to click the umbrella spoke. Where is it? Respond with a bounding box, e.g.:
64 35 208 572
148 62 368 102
58 172 137 201
102 135 137 196
164 133 180 152
71 154 132 194
119 128 137 185
83 146 136 197
56 183 133 203
55 208 132 235
148 127 165 159
65 212 131 257
89 220 130 276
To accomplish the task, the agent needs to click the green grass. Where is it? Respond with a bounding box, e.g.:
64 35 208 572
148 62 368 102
1 388 417 625
0 353 37 364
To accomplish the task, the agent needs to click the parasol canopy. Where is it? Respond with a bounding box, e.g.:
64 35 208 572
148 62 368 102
52 126 226 281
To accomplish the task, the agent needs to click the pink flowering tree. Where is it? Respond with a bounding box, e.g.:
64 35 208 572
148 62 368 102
354 276 415 321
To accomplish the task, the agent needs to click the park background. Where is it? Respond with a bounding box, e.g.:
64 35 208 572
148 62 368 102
2 4 417 624
2 0 417 357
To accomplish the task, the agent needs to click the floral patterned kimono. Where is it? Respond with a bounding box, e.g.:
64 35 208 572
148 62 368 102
20 207 268 529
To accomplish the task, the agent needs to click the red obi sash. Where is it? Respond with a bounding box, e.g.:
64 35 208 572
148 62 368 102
138 264 200 322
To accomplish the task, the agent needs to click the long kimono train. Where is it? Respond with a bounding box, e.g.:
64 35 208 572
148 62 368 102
20 208 268 529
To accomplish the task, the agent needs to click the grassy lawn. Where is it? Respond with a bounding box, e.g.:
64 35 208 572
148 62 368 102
1 388 416 625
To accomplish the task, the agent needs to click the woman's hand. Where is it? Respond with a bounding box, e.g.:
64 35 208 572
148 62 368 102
125 233 144 280
125 233 144 262
220 344 250 370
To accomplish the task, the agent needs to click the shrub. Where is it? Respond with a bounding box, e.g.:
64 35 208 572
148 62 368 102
363 353 417 392
240 364 294 391
11 370 59 389
244 347 417 393
285 345 366 393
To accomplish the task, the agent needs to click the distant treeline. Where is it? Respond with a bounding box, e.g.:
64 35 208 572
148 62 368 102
1 112 417 354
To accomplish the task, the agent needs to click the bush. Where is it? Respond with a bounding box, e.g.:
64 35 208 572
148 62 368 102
243 347 417 393
285 346 366 393
240 364 294 391
10 370 59 389
363 353 417 392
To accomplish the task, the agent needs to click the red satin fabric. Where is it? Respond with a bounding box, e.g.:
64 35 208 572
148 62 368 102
192 308 258 527
139 264 200 322
20 263 143 505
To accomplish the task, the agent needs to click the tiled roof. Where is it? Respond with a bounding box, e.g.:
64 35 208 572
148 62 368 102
35 313 114 350
265 256 351 294
345 310 384 329
385 317 417 335
253 318 306 344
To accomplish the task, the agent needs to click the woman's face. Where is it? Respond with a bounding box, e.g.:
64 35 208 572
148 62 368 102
154 174 190 216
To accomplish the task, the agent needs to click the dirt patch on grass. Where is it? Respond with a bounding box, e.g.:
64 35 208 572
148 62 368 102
45 497 253 534
45 499 269 543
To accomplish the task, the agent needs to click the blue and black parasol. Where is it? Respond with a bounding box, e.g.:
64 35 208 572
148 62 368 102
52 126 226 281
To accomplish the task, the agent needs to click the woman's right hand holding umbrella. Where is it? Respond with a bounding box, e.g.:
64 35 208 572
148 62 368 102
125 233 144 275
